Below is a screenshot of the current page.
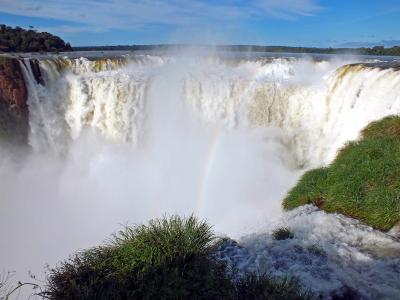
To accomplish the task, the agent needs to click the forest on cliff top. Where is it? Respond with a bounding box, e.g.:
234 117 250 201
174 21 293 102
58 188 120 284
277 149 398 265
0 25 72 53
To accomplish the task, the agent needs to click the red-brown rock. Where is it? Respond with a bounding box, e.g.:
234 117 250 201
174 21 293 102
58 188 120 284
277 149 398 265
0 57 29 143
0 57 28 114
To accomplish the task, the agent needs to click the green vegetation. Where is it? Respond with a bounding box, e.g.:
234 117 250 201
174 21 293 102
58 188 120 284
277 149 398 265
41 215 312 300
217 45 400 56
1 24 396 56
74 44 400 57
272 228 294 241
1 23 396 56
0 24 72 53
284 116 400 231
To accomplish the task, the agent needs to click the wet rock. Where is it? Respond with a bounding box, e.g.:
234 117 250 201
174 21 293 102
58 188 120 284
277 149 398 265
214 238 249 271
330 285 362 300
0 57 29 143
388 222 400 239
29 59 45 85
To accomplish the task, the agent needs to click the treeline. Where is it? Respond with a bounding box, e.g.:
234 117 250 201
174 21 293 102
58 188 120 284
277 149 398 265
362 45 400 56
2 23 397 57
74 44 400 56
0 25 72 53
75 44 186 51
219 45 400 56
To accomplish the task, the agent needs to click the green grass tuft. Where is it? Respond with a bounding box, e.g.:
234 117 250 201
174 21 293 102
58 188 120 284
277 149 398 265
42 215 231 299
41 215 312 300
361 115 400 139
109 215 216 272
283 115 400 231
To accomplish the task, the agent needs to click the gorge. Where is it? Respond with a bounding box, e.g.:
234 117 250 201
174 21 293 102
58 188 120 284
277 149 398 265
0 51 399 299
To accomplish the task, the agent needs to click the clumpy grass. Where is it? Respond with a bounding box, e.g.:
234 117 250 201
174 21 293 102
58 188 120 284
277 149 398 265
41 215 312 300
235 274 314 300
284 115 400 231
361 116 400 139
272 227 294 240
110 215 215 266
42 215 232 300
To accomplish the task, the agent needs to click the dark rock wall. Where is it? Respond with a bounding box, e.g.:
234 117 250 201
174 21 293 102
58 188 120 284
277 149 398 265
0 57 29 143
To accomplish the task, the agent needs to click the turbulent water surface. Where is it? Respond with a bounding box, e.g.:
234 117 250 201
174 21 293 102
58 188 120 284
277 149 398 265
1 51 400 299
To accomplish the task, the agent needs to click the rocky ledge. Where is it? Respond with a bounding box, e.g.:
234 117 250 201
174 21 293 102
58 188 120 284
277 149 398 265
0 57 29 143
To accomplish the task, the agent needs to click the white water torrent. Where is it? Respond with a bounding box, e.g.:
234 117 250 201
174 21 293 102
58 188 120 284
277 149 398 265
20 55 400 165
1 52 400 298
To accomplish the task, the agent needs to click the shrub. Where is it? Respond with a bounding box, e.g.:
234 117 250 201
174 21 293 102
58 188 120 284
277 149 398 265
110 215 216 267
41 216 312 300
42 215 234 299
284 116 400 231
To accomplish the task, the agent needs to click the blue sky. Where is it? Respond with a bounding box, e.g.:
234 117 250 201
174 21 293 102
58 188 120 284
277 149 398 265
0 0 399 47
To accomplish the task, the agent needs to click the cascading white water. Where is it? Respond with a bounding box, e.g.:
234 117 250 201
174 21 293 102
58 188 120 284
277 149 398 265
1 52 400 298
20 55 400 166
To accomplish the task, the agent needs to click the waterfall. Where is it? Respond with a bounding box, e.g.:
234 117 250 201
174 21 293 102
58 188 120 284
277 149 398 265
2 53 400 299
20 54 400 167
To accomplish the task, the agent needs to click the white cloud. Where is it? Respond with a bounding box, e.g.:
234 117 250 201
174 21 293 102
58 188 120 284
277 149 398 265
0 0 322 32
254 0 322 19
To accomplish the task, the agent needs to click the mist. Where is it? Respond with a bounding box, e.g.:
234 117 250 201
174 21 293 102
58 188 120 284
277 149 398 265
0 52 300 292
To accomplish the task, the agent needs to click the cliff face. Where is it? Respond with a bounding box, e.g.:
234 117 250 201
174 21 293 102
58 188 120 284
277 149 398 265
0 58 27 111
0 57 29 143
